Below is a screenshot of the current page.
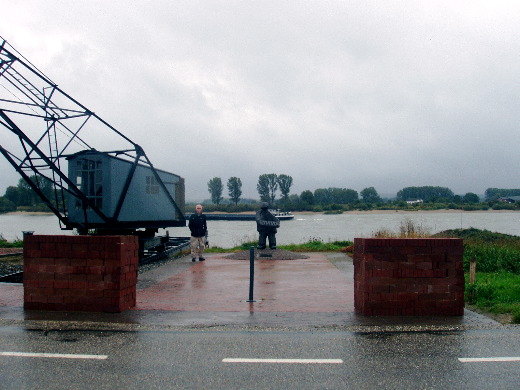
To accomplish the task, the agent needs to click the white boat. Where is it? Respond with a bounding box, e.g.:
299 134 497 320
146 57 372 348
271 209 294 220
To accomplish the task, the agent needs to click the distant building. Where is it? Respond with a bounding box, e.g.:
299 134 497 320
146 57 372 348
497 196 520 203
406 199 424 205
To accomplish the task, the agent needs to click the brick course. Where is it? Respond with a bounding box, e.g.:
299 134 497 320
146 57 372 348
353 238 464 316
23 235 138 312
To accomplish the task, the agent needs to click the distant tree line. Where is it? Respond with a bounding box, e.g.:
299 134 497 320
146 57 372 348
0 176 55 213
208 174 294 207
3 175 520 215
201 182 520 213
396 186 455 202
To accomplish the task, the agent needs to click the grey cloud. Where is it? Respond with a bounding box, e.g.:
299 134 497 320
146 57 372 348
1 1 520 201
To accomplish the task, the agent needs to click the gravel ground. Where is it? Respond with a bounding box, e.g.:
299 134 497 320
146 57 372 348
0 249 24 277
0 260 23 277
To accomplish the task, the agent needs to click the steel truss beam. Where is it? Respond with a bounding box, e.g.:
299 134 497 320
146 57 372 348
0 37 184 231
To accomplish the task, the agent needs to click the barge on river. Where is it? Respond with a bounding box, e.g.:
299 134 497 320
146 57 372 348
187 210 294 221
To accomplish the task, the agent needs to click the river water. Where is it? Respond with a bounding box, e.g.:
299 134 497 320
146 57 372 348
2 210 520 248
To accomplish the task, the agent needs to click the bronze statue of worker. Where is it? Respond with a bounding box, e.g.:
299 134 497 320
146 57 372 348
255 202 280 249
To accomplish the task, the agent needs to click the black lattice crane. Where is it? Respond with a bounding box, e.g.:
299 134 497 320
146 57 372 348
0 37 185 234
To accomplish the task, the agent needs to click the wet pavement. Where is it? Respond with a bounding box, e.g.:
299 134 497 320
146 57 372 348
0 252 509 331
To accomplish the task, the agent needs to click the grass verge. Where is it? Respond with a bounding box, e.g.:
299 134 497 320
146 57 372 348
465 272 520 324
205 239 353 253
0 235 24 248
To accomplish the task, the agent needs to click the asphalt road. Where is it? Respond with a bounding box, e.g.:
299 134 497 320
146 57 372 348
1 326 519 389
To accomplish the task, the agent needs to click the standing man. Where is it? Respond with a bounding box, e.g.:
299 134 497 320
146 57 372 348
256 202 280 249
188 204 207 262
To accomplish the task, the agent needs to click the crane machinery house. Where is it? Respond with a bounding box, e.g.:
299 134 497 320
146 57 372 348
67 150 185 229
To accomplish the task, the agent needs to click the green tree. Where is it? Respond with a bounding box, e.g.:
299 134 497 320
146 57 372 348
314 188 332 204
40 178 54 204
4 186 21 206
0 196 16 213
277 174 293 201
300 190 314 205
337 188 358 204
396 186 454 202
314 187 358 205
463 192 480 203
207 177 223 205
3 176 55 211
227 177 242 206
287 194 299 206
360 187 382 204
265 173 278 204
17 178 35 206
257 174 270 203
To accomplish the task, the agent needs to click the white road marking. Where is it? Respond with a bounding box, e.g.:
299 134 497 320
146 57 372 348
222 358 343 364
0 352 108 360
459 357 520 363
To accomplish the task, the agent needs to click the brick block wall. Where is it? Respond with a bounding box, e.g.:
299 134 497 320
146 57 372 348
353 238 464 316
23 235 138 312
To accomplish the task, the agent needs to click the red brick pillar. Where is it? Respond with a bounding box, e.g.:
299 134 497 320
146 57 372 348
353 238 464 316
23 235 138 312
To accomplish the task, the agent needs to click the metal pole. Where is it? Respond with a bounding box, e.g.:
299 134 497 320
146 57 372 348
247 245 256 302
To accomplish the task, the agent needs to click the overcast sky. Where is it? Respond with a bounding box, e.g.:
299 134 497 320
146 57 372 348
1 1 520 201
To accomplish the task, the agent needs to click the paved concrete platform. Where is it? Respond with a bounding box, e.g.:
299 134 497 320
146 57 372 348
0 253 508 331
137 253 352 312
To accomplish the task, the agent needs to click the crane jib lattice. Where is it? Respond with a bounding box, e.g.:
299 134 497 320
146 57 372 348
0 37 185 232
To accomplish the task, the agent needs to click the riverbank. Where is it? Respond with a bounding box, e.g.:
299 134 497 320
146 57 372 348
325 209 520 215
6 208 520 215
205 209 518 215
3 209 520 246
3 208 520 217
2 211 55 216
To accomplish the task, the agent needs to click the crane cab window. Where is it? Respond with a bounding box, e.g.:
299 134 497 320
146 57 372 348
146 175 159 194
75 159 103 209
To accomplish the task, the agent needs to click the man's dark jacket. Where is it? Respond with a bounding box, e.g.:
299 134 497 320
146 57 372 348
188 213 207 237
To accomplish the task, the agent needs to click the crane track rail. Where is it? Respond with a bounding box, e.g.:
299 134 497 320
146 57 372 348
0 271 23 283
139 237 190 265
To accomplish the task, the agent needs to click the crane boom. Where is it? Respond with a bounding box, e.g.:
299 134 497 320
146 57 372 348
0 37 185 232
